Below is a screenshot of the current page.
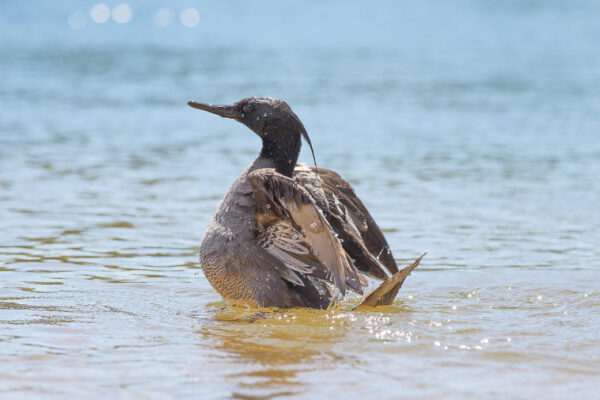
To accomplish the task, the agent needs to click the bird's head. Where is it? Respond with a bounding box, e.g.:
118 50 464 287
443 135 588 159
188 97 316 174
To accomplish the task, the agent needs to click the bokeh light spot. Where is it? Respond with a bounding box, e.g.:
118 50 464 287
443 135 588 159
67 11 87 30
153 8 174 28
180 8 200 28
90 3 110 23
112 4 133 24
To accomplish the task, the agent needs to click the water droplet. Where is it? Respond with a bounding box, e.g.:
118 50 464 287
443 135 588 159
266 204 271 209
434 341 441 346
263 113 267 117
309 222 317 229
339 238 344 243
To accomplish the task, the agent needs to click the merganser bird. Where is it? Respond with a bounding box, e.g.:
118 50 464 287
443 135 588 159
189 97 424 309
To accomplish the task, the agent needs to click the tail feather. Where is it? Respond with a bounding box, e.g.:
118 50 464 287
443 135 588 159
354 253 426 310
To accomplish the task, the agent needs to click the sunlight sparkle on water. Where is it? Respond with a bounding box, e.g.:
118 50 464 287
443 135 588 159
180 8 200 28
154 8 174 28
90 3 110 23
67 11 86 30
112 4 133 24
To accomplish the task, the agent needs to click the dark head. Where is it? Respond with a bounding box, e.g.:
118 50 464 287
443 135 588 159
188 97 315 177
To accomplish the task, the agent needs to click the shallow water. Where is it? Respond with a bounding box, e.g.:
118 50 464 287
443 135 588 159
1 1 600 399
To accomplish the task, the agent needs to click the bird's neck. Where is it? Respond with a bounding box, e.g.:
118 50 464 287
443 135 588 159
259 132 301 177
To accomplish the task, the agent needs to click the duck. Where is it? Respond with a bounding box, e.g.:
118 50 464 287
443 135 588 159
189 97 424 309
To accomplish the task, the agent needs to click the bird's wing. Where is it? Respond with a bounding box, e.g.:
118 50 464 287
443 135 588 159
293 164 399 281
247 168 368 296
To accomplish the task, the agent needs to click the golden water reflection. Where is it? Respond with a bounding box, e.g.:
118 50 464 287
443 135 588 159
194 302 422 398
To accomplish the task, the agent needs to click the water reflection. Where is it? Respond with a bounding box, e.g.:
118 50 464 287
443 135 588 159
197 305 358 398
193 300 441 398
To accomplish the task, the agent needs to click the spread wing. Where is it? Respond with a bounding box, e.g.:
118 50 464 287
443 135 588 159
248 168 368 297
294 164 399 283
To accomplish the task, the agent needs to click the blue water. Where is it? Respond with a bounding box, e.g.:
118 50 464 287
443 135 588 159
1 1 599 399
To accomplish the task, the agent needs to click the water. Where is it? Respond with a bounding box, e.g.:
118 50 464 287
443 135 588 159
1 1 600 398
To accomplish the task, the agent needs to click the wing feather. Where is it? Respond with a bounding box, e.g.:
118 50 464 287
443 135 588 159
294 164 399 279
248 168 366 295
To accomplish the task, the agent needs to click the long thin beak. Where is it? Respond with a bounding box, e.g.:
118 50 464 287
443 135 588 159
187 101 240 120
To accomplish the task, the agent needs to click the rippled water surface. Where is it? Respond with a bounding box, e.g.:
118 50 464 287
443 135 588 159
1 1 600 398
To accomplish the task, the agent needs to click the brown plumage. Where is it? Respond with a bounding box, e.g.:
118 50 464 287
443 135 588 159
189 97 424 309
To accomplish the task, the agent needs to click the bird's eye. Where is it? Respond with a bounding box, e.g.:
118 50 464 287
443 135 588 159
242 104 254 113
